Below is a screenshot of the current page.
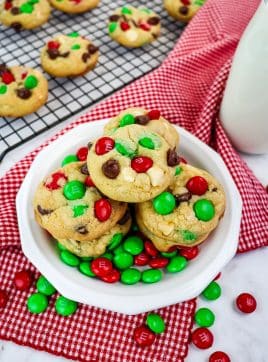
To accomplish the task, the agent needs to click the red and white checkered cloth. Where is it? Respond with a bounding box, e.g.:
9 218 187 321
1 0 267 361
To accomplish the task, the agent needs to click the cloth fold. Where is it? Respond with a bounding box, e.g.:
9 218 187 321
0 0 267 361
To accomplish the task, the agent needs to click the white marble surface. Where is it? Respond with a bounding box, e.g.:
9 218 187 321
0 115 267 362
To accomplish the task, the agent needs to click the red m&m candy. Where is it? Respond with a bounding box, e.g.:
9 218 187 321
148 109 160 120
120 22 130 31
144 240 159 257
134 252 150 266
4 1 12 10
85 175 95 187
179 246 199 260
94 198 112 222
91 258 113 277
47 41 60 50
209 351 231 362
149 257 169 269
95 137 115 155
186 176 208 195
0 290 8 308
131 156 153 173
14 270 33 291
236 293 257 313
181 0 191 5
191 327 213 349
139 23 151 31
100 269 120 283
45 171 67 190
76 147 88 161
134 325 156 347
2 71 15 84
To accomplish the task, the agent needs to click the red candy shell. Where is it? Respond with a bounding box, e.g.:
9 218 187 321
191 327 213 349
209 351 231 362
214 272 221 280
76 146 88 161
100 269 120 283
85 175 95 187
236 293 257 314
120 22 130 31
186 176 208 195
134 325 156 347
131 157 153 173
2 71 15 85
144 240 159 257
47 41 60 50
148 109 160 120
45 171 67 190
181 0 191 5
91 258 113 277
139 23 151 31
179 246 199 260
4 2 12 10
95 137 115 155
0 290 8 308
134 252 150 266
179 157 187 164
94 198 112 222
14 270 33 291
149 257 169 268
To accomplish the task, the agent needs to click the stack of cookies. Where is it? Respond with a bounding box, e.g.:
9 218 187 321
34 107 225 257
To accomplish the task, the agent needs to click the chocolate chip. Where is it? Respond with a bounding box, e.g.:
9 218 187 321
76 226 88 234
11 22 22 32
60 51 70 58
179 6 189 15
212 187 218 192
16 88 32 99
135 114 150 125
102 159 120 179
37 205 53 215
148 17 160 26
11 7 20 15
47 48 59 60
175 192 192 203
130 19 138 28
80 163 89 175
87 141 93 150
0 64 7 76
82 53 89 63
167 148 180 167
118 210 131 225
109 14 120 22
87 44 98 54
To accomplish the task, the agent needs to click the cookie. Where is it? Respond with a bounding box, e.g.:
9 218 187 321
104 107 179 149
87 124 173 203
40 32 99 77
136 163 225 249
49 0 98 14
164 0 206 23
34 161 127 242
58 210 132 257
0 0 51 31
0 65 48 117
108 6 161 48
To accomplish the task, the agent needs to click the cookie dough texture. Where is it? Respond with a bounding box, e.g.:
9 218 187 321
41 33 99 77
104 107 179 149
164 0 206 23
108 6 161 48
49 0 99 14
0 65 48 117
87 125 173 203
136 164 226 250
34 161 127 242
0 0 51 30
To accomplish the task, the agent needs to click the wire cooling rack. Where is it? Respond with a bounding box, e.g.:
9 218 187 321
0 0 185 161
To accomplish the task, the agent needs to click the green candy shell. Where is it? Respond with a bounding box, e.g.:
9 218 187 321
68 31 79 37
146 313 165 334
141 269 162 284
193 199 215 221
175 166 182 176
113 252 133 270
0 85 7 94
194 307 215 327
57 241 67 251
153 192 176 215
20 2 33 13
80 256 93 261
55 296 77 316
121 268 141 285
36 275 56 296
202 281 221 300
60 250 80 267
24 75 38 89
79 262 95 277
121 6 132 14
119 114 135 127
27 293 48 314
161 250 177 258
63 180 86 200
115 141 136 158
166 255 187 273
72 204 88 218
61 154 78 166
109 22 118 33
123 236 144 256
139 137 155 150
71 44 81 50
112 244 125 255
101 252 113 261
108 233 123 250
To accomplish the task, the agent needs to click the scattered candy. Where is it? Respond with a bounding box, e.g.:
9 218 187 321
134 325 155 347
27 293 48 314
113 244 125 255
193 199 215 221
24 75 38 89
91 257 113 277
94 198 112 221
236 293 257 314
63 180 86 200
144 240 159 257
79 262 95 277
146 313 165 334
148 109 160 120
153 192 176 215
100 269 120 283
186 176 208 196
76 147 88 161
14 270 33 291
36 275 56 296
141 269 162 283
179 246 199 260
60 250 80 267
194 307 215 327
61 154 78 166
95 137 115 155
131 156 153 173
0 290 8 308
209 351 231 362
121 268 141 285
202 281 221 300
134 252 150 266
123 236 144 255
191 327 213 349
166 255 187 273
120 113 135 127
149 257 169 269
55 296 77 316
113 252 133 270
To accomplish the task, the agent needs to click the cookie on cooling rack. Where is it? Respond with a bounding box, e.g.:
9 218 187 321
0 65 48 117
49 0 99 14
41 32 99 77
108 6 161 48
164 0 206 23
0 0 51 31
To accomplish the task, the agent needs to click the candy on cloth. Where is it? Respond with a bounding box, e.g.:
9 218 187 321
27 293 48 314
146 313 165 334
0 290 8 308
134 325 156 347
36 275 56 296
236 293 257 313
55 296 77 316
14 270 33 291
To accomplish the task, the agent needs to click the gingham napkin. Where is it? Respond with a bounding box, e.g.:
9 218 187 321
1 0 267 361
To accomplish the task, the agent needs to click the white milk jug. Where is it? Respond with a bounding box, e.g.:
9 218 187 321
220 0 268 154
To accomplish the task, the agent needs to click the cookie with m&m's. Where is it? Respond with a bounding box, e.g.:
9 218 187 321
49 0 98 14
108 6 161 48
0 0 50 31
164 0 206 23
136 163 225 250
33 161 128 242
41 33 99 77
104 107 179 149
0 65 48 117
87 125 173 203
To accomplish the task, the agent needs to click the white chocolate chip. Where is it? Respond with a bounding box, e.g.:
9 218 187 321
121 167 136 182
158 222 174 236
147 166 165 186
126 30 138 42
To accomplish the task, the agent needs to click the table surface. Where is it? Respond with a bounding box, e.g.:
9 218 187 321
0 113 267 362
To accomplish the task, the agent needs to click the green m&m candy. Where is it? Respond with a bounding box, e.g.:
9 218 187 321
36 275 56 296
20 2 33 13
194 307 215 327
121 6 132 14
101 252 113 261
193 199 215 221
113 252 133 270
109 22 118 33
153 192 176 215
141 269 162 283
146 313 165 334
24 75 38 89
79 262 95 277
202 281 221 300
68 31 79 37
123 236 144 255
119 114 135 127
63 180 86 200
108 233 123 250
139 137 155 150
166 255 187 273
175 166 182 176
0 85 7 94
57 241 67 251
61 154 78 166
60 250 80 267
80 256 93 261
113 244 125 255
115 141 136 157
55 296 77 316
72 204 88 217
121 268 141 285
27 293 48 314
71 44 81 50
161 250 177 258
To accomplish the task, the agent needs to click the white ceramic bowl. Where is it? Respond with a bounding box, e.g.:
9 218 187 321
16 120 242 315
